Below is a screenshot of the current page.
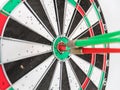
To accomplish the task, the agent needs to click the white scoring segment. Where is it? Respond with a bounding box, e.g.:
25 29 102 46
69 5 99 40
0 0 8 9
86 6 99 26
65 60 80 90
1 38 51 63
40 0 59 35
69 19 88 40
10 2 53 42
12 55 55 90
95 44 105 48
90 66 102 88
49 61 61 90
70 54 90 75
63 0 77 35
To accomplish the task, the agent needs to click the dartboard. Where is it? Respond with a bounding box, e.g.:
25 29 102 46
0 0 109 90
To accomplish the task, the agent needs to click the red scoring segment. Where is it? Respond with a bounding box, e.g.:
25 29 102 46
0 13 8 36
99 19 105 34
0 65 10 90
0 13 9 89
90 0 94 3
82 77 89 89
76 4 85 17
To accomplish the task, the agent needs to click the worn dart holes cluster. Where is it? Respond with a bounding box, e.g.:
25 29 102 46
53 37 70 61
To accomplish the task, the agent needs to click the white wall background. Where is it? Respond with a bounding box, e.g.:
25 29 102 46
98 0 120 90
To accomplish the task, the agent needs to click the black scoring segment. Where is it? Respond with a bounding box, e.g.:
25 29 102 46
26 0 56 37
86 80 98 90
76 54 92 63
93 21 102 36
95 54 104 70
67 10 82 37
4 19 51 45
36 60 57 90
4 52 52 83
69 58 87 85
62 62 70 90
80 0 91 12
54 0 65 34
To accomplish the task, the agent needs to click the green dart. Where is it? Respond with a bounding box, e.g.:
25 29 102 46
67 31 120 48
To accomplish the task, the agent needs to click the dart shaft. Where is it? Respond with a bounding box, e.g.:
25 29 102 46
82 48 120 54
75 38 120 47
66 31 120 48
88 31 120 39
58 44 120 54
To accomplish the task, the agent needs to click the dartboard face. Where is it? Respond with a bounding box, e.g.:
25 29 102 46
0 0 109 90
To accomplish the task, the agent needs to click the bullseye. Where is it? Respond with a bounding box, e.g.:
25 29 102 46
57 42 66 53
52 37 70 61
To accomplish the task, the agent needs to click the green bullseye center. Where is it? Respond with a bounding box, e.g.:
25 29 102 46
53 37 70 61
